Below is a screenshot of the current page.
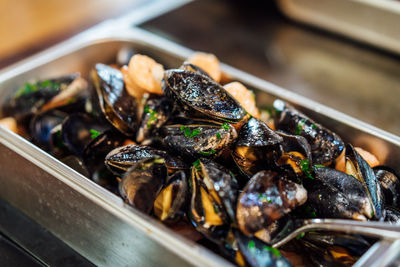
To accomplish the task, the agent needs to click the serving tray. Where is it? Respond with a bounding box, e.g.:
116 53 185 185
0 25 399 266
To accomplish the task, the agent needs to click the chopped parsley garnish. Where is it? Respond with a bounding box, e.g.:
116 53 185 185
89 129 100 139
263 246 281 257
216 133 222 139
213 203 220 214
144 105 158 128
180 126 201 138
300 159 314 179
193 159 202 171
198 149 216 156
257 193 272 203
311 123 317 129
248 240 255 250
296 232 305 240
313 164 326 169
229 170 236 179
295 119 307 135
221 123 230 131
14 80 60 97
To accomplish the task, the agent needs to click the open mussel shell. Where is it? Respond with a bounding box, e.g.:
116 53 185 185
345 144 384 220
233 229 291 267
374 166 400 208
273 99 344 165
162 69 246 122
61 113 110 157
312 167 373 219
29 109 68 153
189 158 238 243
105 144 187 176
2 74 79 120
153 170 188 223
232 118 283 178
302 232 372 257
236 170 307 237
136 96 173 144
91 63 139 136
119 157 167 214
163 118 237 159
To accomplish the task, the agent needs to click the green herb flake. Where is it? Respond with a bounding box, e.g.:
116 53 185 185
193 159 201 171
313 164 326 169
144 105 158 128
180 126 202 138
300 159 314 179
198 149 216 156
213 203 220 214
311 123 317 129
248 240 256 250
296 232 305 240
90 129 100 139
263 246 281 257
14 80 60 98
216 133 222 139
229 171 236 179
295 119 307 135
305 206 317 218
221 123 230 131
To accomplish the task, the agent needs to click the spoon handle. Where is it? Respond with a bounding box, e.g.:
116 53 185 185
272 218 400 248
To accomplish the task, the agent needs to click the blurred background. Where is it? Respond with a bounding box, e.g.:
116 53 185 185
1 0 400 264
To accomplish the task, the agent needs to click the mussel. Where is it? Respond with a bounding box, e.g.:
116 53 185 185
163 118 237 159
374 166 400 208
136 96 172 144
153 170 188 223
2 74 80 120
236 171 307 239
190 158 238 243
273 100 344 165
345 144 384 220
105 144 187 176
162 69 247 122
308 166 373 220
232 118 283 177
91 63 139 136
119 157 167 214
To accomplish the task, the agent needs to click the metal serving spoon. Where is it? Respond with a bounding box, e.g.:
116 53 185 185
271 218 400 248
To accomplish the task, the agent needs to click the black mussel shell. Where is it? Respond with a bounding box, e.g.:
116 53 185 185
154 170 188 223
302 232 372 258
190 158 238 243
61 155 90 178
345 144 384 220
119 157 167 214
236 170 307 236
162 69 246 122
273 100 344 165
136 96 173 144
61 113 109 157
2 74 79 120
385 206 400 224
163 118 237 159
29 109 68 152
232 118 283 177
82 129 125 175
233 229 292 267
92 63 138 136
313 167 373 219
374 166 400 208
105 144 187 176
305 174 367 221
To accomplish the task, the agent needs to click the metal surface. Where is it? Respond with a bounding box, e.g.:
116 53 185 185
0 26 399 266
278 0 400 55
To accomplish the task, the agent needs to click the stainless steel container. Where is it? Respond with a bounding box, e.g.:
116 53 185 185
1 26 399 266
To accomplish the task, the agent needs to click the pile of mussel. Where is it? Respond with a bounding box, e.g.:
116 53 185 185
1 50 399 267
